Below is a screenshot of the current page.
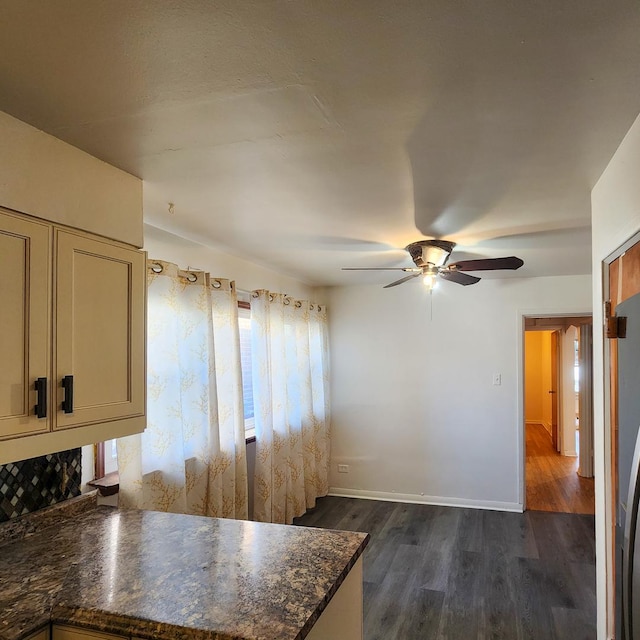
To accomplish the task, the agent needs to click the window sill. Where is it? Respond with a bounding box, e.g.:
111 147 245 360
245 416 255 444
92 435 255 492
87 471 119 497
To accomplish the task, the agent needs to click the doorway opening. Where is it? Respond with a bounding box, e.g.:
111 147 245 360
523 315 595 514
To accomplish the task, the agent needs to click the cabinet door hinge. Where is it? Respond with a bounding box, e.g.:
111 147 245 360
605 300 627 339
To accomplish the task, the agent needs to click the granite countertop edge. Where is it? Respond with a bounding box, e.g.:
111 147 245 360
1 496 369 640
47 533 369 640
49 609 245 640
294 538 368 640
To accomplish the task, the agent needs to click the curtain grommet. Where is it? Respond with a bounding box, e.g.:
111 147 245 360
150 262 163 274
212 280 222 289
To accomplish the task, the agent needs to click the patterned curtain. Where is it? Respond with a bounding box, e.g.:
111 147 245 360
118 260 248 519
252 290 330 524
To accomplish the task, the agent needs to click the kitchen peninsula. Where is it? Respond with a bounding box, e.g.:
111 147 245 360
0 496 369 640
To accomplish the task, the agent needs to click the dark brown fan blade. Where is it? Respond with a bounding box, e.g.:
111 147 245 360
439 270 481 286
448 256 524 271
383 273 422 288
342 267 421 272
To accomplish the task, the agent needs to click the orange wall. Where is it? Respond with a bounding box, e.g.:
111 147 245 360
525 331 553 432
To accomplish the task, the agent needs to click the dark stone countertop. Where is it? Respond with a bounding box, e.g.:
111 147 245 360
0 503 369 640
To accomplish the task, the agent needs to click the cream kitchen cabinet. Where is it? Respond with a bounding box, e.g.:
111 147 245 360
0 211 51 441
0 207 146 464
26 628 50 640
52 625 125 640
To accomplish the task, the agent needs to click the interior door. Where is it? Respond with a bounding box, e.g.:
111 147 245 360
617 292 640 639
551 330 559 451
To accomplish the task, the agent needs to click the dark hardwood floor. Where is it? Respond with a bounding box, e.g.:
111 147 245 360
294 496 596 639
526 422 595 514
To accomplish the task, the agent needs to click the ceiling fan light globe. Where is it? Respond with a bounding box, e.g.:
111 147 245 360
423 274 437 290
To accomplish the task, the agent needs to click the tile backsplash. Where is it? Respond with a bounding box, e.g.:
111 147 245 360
0 449 82 522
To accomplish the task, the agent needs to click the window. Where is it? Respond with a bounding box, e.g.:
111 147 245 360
105 439 118 473
238 301 255 439
93 439 118 480
92 299 255 481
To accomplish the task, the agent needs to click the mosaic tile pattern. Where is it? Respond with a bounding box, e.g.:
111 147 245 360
0 449 82 522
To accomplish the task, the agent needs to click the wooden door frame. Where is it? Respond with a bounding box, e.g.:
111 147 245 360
602 229 640 638
518 309 593 511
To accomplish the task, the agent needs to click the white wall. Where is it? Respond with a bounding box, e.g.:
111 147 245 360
592 111 640 640
328 274 591 511
144 224 315 299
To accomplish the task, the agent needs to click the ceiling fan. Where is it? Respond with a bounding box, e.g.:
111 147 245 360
342 240 524 289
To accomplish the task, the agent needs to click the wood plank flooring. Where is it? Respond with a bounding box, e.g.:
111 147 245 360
526 423 595 514
295 497 596 639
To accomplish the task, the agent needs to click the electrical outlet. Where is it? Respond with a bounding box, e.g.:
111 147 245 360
337 464 349 473
493 373 502 386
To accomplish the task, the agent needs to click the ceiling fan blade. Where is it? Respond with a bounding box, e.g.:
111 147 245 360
383 273 422 288
342 267 421 272
448 256 524 271
439 270 481 286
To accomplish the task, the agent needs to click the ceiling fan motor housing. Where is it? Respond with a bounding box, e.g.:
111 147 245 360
405 240 456 267
342 240 523 288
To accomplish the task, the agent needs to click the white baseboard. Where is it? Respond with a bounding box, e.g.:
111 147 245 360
328 487 523 513
526 420 553 437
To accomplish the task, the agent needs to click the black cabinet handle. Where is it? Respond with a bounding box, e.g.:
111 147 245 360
62 375 74 414
34 377 47 419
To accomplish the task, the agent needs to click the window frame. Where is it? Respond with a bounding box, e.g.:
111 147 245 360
238 299 256 443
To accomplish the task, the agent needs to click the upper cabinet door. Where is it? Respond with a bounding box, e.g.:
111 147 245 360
0 210 51 439
54 230 146 430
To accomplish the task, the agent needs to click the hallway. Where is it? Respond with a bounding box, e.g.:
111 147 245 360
526 422 595 514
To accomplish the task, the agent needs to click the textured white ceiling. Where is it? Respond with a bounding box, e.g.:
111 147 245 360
1 1 639 286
